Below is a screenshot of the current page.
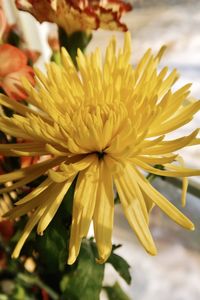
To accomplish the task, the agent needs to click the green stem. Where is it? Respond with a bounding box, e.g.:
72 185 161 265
146 164 165 182
50 51 61 64
58 27 92 66
17 273 59 300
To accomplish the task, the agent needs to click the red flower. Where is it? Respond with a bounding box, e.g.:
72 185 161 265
0 220 14 242
41 289 49 300
15 0 132 34
0 44 35 100
0 250 7 269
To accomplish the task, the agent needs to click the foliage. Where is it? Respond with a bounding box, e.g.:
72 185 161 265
0 184 131 299
104 282 131 300
108 249 131 285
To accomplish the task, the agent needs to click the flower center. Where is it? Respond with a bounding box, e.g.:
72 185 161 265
96 150 105 160
63 102 129 155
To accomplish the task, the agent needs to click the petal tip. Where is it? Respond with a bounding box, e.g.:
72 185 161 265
11 249 20 259
67 255 76 265
189 223 195 231
95 257 107 264
147 244 158 256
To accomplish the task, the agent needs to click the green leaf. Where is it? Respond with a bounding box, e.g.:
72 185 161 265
104 282 131 300
35 180 76 273
12 285 26 300
36 217 67 273
107 252 131 285
16 273 59 300
60 240 104 300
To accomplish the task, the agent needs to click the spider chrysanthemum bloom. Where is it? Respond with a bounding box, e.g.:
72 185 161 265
15 0 132 34
0 33 200 264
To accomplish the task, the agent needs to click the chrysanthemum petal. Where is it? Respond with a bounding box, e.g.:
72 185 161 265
132 167 194 230
157 84 192 121
0 116 32 139
135 154 177 165
45 144 67 156
93 160 114 263
15 178 52 205
173 156 188 207
114 170 157 255
4 187 51 220
107 157 148 222
60 154 96 175
0 94 48 121
133 158 200 177
0 157 65 185
37 178 74 234
68 159 99 265
142 129 199 155
12 205 47 258
0 142 47 156
148 101 200 136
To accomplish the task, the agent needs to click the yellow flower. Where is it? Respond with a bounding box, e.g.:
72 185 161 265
15 0 132 34
0 33 200 264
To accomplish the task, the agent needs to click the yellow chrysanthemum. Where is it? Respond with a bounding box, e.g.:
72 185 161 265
0 33 200 264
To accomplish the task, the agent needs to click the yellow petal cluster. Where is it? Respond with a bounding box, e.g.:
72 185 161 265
0 33 200 264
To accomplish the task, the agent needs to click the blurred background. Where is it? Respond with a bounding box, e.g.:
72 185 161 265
2 1 200 299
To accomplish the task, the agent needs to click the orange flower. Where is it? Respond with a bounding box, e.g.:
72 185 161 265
0 44 35 100
15 0 132 34
23 49 41 64
48 34 60 52
20 156 39 168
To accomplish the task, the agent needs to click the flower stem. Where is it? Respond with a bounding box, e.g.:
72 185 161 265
58 27 92 66
17 273 59 300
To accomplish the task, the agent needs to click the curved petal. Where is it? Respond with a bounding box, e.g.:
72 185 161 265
37 178 74 234
113 161 157 256
0 156 66 193
68 158 99 265
93 160 114 263
0 44 27 77
133 158 200 178
132 167 194 230
0 156 65 184
12 204 47 258
2 66 35 100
